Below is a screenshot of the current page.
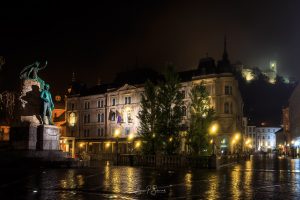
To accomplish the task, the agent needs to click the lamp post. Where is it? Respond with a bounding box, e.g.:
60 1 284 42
245 138 251 154
152 133 156 154
232 133 240 154
114 129 120 165
127 133 134 154
209 123 219 155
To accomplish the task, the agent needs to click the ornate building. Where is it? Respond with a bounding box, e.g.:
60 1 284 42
245 126 281 152
65 42 244 155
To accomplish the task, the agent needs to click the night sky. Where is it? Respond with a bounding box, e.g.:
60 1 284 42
0 1 300 94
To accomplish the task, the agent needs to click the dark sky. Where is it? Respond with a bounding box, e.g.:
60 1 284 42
1 1 300 94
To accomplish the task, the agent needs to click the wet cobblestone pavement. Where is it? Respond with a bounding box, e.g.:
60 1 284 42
0 155 300 199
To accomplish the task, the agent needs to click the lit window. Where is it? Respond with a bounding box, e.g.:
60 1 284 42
109 111 116 121
125 97 131 104
69 112 76 126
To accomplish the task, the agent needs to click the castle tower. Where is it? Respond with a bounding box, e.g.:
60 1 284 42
270 60 277 73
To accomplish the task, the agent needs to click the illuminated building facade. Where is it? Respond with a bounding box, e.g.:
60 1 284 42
66 74 243 154
245 126 280 152
255 127 280 152
65 41 244 154
287 83 300 150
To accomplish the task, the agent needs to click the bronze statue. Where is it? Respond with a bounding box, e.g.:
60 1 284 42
20 61 47 80
40 83 54 125
20 61 47 90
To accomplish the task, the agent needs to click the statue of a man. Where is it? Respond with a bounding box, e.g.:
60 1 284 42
20 61 47 80
40 83 54 125
20 61 47 91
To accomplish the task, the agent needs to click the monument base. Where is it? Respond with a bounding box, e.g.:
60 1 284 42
37 125 60 150
10 124 38 150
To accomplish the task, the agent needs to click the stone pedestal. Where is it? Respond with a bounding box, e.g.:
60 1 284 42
14 79 43 125
10 124 38 150
37 125 60 150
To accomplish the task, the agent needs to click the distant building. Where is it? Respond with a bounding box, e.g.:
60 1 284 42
235 59 293 84
255 127 280 151
246 125 256 149
245 126 281 152
262 60 277 84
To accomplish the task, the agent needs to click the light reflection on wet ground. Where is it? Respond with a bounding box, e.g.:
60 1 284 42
0 155 300 199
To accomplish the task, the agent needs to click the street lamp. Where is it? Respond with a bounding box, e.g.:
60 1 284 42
114 129 120 165
234 133 240 141
245 138 251 153
135 141 142 153
233 133 240 154
209 123 219 155
231 139 236 154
